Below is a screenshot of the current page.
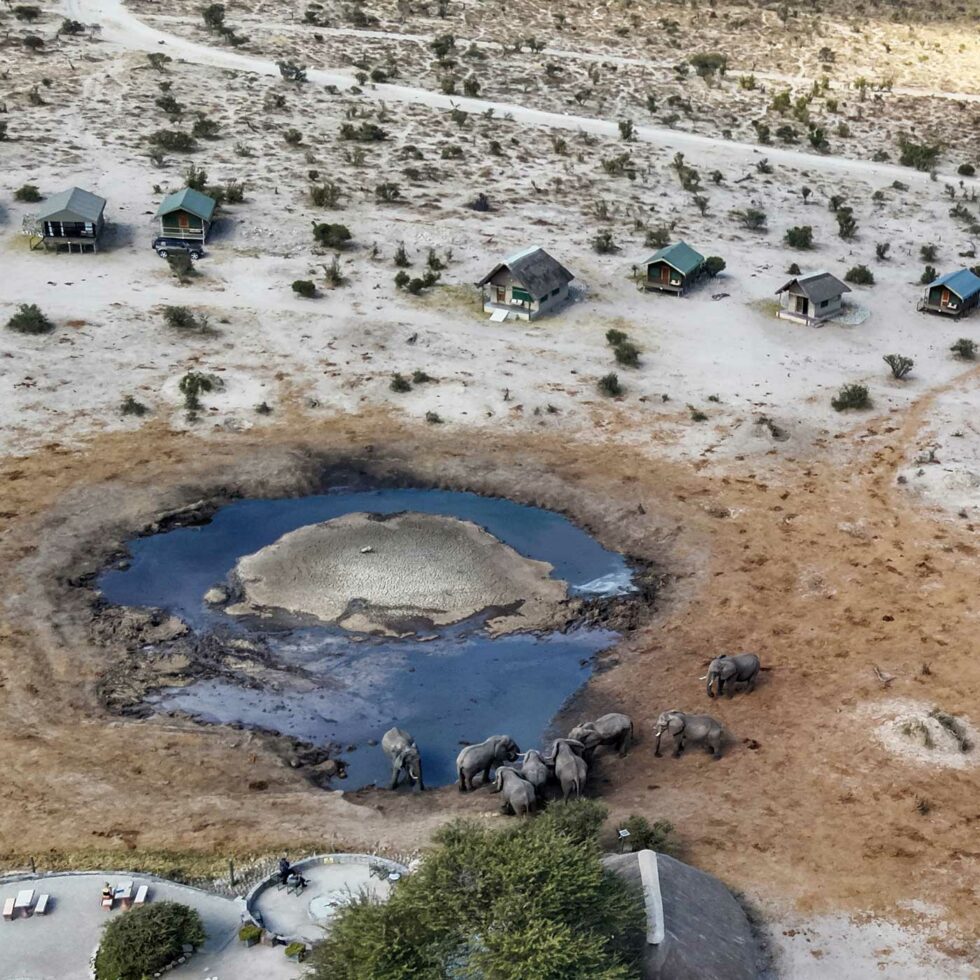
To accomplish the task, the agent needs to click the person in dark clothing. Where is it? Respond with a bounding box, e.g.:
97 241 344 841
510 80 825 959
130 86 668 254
278 857 291 884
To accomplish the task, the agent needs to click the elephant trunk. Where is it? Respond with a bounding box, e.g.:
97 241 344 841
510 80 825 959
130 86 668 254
654 729 663 757
706 671 716 697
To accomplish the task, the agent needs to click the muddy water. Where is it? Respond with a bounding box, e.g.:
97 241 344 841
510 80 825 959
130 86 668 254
99 489 633 788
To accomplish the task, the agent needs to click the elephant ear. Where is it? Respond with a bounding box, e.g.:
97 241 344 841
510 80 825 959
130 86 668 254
667 715 686 735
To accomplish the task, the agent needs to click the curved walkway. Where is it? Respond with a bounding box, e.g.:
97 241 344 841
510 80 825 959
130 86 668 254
0 871 296 980
64 0 980 188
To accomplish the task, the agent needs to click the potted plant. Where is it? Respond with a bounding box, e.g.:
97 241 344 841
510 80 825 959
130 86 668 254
238 923 263 948
284 941 307 962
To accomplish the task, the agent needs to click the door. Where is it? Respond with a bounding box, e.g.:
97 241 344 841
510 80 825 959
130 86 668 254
660 264 670 284
941 288 951 307
795 295 809 315
495 285 506 303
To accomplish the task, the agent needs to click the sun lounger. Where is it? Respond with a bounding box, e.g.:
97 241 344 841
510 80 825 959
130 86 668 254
133 885 148 907
2 897 14 920
34 894 49 915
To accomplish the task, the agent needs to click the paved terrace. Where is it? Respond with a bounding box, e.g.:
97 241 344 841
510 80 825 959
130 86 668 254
0 871 299 980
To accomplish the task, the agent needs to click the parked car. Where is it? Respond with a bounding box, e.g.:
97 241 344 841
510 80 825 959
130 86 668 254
152 236 204 260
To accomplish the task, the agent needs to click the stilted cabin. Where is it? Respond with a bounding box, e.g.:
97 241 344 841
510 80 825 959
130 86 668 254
918 268 980 318
477 246 574 321
642 241 705 295
35 187 106 252
154 188 216 243
775 270 850 324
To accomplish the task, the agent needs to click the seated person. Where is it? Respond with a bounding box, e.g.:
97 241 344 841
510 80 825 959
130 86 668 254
278 857 291 885
286 871 310 891
101 883 113 904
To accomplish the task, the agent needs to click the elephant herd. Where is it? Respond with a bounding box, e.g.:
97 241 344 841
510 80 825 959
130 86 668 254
381 652 761 810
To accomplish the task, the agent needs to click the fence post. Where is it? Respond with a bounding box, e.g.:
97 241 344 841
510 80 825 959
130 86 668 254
228 859 236 888
30 856 36 875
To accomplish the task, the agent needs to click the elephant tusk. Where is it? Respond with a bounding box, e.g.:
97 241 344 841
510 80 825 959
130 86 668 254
699 675 708 680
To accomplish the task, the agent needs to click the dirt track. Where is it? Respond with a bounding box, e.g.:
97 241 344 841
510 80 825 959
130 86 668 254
0 401 977 961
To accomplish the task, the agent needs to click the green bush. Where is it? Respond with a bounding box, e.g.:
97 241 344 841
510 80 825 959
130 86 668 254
704 255 726 277
957 163 976 177
593 230 618 254
13 4 41 20
831 383 871 411
784 225 813 249
620 814 676 854
94 902 205 980
312 223 351 249
605 328 628 346
883 354 913 379
148 129 196 152
598 373 623 397
613 341 640 368
310 181 341 208
178 371 219 411
6 303 53 335
15 183 43 202
897 136 941 171
339 122 387 141
844 264 874 285
162 305 206 330
292 279 316 298
121 395 148 417
950 338 977 360
306 802 644 980
390 373 412 392
920 265 937 285
238 923 262 942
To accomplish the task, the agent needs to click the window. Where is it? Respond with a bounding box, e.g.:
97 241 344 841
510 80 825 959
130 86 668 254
819 299 829 308
511 287 532 304
551 287 560 297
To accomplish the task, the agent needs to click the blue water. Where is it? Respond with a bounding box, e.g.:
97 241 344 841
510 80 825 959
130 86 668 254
99 489 632 788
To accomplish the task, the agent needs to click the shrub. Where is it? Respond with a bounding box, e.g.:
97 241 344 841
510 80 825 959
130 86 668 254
94 902 205 980
148 129 196 152
784 225 813 249
735 208 766 230
201 3 225 30
339 122 387 141
831 383 870 411
425 410 443 424
920 265 938 285
614 341 640 368
412 369 434 383
277 60 307 83
898 136 941 171
292 279 316 298
844 264 874 285
644 225 671 249
178 371 219 411
239 923 263 943
920 244 938 262
688 405 708 421
15 184 42 202
605 328 628 346
950 338 977 360
883 354 913 379
704 256 726 277
283 127 303 145
13 4 41 20
593 230 618 254
121 395 148 416
390 373 412 392
787 262 801 275
598 372 623 397
375 181 401 202
836 206 857 239
875 242 890 260
394 270 410 289
619 815 676 854
23 34 44 50
0 121 7 141
310 182 341 208
469 192 491 212
255 401 273 415
167 253 194 280
6 303 53 335
284 941 306 959
162 305 207 330
306 802 643 979
312 222 351 249
957 163 976 177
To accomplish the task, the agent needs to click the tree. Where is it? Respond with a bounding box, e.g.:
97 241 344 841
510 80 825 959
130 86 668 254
883 354 913 379
836 206 857 239
598 373 624 397
801 186 812 204
593 230 618 254
23 34 44 50
897 135 941 171
613 341 640 367
94 902 205 980
13 4 41 19
704 256 726 277
277 60 307 83
618 118 634 141
784 226 813 249
308 803 643 979
312 222 352 249
7 303 53 335
735 208 766 231
844 264 874 285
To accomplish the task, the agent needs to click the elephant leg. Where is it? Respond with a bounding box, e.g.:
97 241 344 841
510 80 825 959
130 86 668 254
748 674 757 693
390 766 400 791
716 678 724 697
673 736 684 758
482 766 492 788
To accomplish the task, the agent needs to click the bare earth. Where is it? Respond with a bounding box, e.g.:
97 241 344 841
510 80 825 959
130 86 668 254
1 0 979 975
232 510 570 634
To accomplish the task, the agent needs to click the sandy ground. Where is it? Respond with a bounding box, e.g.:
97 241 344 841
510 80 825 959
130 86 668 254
1 0 979 975
233 510 570 633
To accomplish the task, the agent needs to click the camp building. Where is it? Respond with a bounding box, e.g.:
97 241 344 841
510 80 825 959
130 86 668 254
919 268 980 318
642 241 706 295
477 247 574 321
154 188 217 243
775 270 850 324
35 187 106 252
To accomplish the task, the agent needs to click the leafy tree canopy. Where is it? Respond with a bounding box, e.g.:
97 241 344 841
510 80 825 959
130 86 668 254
94 901 205 980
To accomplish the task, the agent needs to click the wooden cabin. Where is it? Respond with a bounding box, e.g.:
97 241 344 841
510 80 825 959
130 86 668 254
919 268 980 318
154 188 216 243
642 241 705 294
775 271 850 324
477 246 574 321
35 187 106 252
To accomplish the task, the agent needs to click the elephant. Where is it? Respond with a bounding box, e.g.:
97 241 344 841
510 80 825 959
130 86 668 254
381 727 424 791
654 710 725 760
491 766 537 817
544 738 588 801
706 653 761 698
518 749 551 797
456 735 520 791
567 713 634 759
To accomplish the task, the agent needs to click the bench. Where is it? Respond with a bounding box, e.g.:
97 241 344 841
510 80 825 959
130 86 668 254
34 894 49 916
101 896 113 911
133 885 149 907
2 897 14 921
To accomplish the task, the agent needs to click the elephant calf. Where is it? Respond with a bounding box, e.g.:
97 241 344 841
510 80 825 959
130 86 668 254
457 735 520 792
381 727 424 791
654 710 725 760
568 712 634 759
706 653 761 698
519 749 551 797
545 738 589 801
492 766 537 817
